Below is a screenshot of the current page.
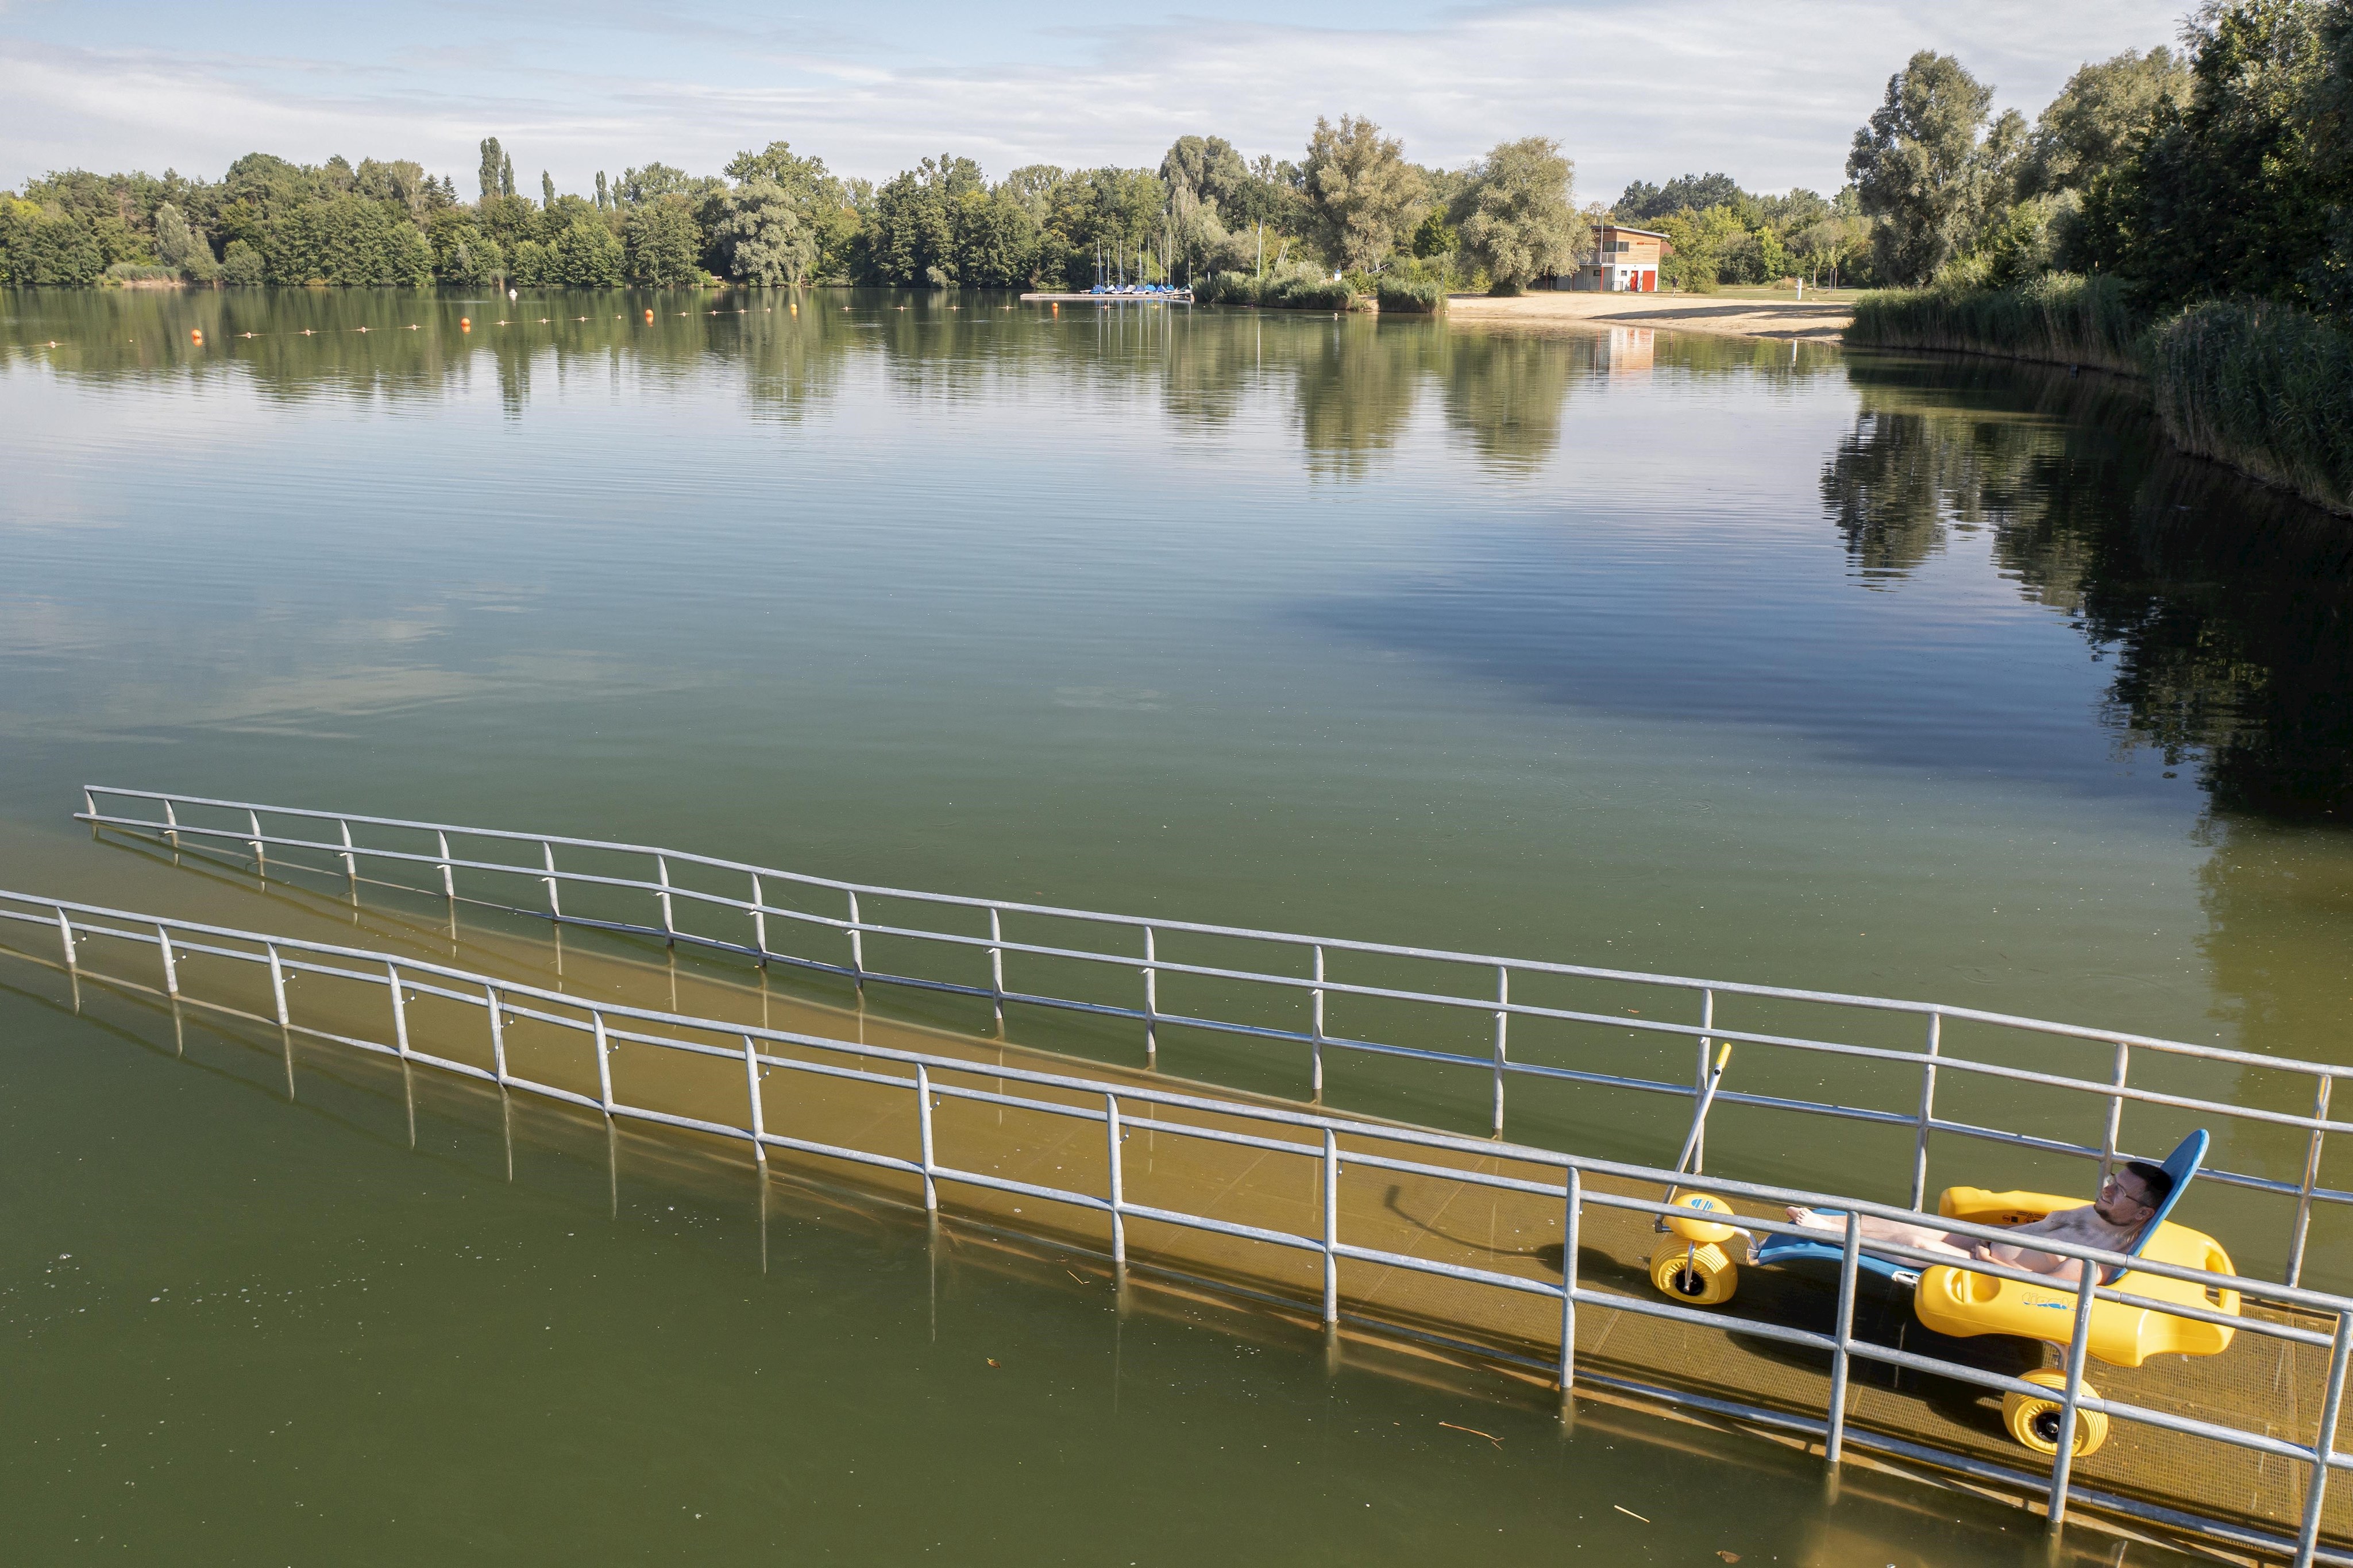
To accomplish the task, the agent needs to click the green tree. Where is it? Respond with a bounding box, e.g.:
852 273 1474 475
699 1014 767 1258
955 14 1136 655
958 187 1040 286
2025 47 2193 195
152 201 217 279
617 163 695 205
1847 51 2021 283
0 195 105 283
1409 208 1457 258
624 195 702 284
2081 0 2350 318
709 180 816 285
1454 136 1579 291
1656 205 1749 291
724 141 833 204
219 238 264 285
1303 115 1426 271
549 215 622 284
1615 172 1742 223
429 211 504 284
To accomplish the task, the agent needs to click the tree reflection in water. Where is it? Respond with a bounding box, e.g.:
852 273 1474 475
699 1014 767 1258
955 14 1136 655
1823 355 2353 824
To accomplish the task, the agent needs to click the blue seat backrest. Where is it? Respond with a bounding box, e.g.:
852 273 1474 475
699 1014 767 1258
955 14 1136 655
2109 1129 2206 1280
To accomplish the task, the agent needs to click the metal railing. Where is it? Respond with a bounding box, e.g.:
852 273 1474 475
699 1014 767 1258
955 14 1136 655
5 883 2350 1566
76 785 2353 1289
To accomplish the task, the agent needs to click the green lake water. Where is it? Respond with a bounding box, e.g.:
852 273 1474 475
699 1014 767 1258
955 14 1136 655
3 287 2348 1565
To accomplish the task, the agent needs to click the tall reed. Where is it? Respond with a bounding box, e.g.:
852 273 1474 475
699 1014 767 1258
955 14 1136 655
1846 273 2145 375
2150 302 2353 516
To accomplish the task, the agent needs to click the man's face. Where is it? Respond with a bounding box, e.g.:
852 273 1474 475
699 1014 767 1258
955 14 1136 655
2096 1169 2158 1226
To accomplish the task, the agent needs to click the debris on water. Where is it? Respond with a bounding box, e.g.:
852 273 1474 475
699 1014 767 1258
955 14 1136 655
986 1357 1001 1368
1613 1505 1650 1523
1438 1420 1500 1448
1718 1554 1741 1563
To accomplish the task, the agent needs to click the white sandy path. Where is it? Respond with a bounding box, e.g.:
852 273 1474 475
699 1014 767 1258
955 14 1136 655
1442 289 1851 342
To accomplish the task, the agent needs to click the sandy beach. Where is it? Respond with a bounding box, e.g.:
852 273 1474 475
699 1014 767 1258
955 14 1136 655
1444 288 1853 341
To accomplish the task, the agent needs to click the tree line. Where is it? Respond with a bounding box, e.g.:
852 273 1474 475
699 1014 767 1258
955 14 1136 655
0 122 1593 295
1841 0 2349 322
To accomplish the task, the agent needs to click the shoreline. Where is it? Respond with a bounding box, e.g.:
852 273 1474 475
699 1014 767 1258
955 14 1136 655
1444 289 1853 342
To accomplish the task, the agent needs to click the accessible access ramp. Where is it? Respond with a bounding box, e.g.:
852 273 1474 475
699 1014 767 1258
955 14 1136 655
3 882 2351 1566
75 786 2353 1291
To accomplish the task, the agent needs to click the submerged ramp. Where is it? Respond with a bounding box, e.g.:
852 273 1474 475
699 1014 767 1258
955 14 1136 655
7 879 2353 1566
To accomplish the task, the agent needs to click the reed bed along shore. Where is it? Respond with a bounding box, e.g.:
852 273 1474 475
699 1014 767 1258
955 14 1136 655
1847 274 2352 517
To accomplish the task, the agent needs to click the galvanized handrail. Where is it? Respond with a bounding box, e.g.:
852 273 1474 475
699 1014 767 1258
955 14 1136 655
6 884 2350 1567
75 785 2353 1288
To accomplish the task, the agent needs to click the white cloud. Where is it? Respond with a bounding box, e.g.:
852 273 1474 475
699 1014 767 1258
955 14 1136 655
0 0 2188 195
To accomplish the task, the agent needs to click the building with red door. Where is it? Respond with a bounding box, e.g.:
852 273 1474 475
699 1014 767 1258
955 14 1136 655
1552 223 1670 292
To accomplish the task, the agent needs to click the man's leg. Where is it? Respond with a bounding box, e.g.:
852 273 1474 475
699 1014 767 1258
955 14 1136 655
1786 1208 1974 1259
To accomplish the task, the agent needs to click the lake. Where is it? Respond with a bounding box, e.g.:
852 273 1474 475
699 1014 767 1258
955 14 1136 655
4 285 2346 1565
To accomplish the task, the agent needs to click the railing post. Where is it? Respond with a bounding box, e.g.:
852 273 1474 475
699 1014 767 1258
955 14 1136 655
541 841 562 920
1321 1129 1340 1324
2288 1075 2333 1289
1826 1211 1861 1463
163 798 181 852
1911 1011 1942 1211
1106 1093 1126 1265
593 1010 615 1116
1694 989 1715 1172
338 819 358 891
915 1063 938 1211
847 890 864 994
83 786 96 825
1143 928 1158 1069
247 808 265 877
989 907 1005 1031
750 874 768 966
2292 1311 2353 1568
156 925 179 998
1559 1167 1581 1395
487 985 509 1086
1311 945 1326 1102
56 907 77 970
267 943 290 1029
656 856 676 946
2046 1256 2104 1527
437 829 456 908
1491 965 1509 1138
742 1036 767 1164
388 964 411 1060
2099 1039 2130 1183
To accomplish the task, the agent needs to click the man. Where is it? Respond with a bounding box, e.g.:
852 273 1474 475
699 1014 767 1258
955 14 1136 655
1774 1161 2172 1286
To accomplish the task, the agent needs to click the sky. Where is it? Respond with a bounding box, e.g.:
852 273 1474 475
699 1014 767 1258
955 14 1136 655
3 0 2190 199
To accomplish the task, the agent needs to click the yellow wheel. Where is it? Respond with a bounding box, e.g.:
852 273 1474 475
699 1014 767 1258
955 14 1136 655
1650 1242 1738 1306
2003 1370 2109 1456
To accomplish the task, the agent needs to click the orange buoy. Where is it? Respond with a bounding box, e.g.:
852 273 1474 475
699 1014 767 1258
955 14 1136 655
645 309 654 322
460 317 471 331
190 329 203 343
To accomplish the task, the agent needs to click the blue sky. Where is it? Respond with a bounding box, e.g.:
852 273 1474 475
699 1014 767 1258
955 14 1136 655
3 1 2187 198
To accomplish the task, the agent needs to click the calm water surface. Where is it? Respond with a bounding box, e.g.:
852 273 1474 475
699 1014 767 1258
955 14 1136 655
5 287 2348 1565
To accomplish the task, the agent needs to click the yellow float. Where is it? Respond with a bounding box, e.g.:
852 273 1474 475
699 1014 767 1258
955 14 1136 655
1650 1131 2235 1458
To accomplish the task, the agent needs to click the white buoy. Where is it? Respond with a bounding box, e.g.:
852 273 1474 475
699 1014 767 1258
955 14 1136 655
508 287 518 302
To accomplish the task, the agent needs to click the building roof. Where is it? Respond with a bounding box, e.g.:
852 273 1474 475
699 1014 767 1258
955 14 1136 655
1595 223 1671 240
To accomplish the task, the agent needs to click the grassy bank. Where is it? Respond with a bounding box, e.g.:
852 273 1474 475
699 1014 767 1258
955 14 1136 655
1195 271 1361 311
2151 303 2353 517
1847 275 2353 517
1846 273 2144 375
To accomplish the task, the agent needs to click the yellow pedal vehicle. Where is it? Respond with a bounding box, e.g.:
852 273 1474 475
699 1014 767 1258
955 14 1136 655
1657 1130 2238 1457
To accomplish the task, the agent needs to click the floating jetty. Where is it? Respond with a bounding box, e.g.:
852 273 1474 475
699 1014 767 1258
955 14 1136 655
25 784 2353 1567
